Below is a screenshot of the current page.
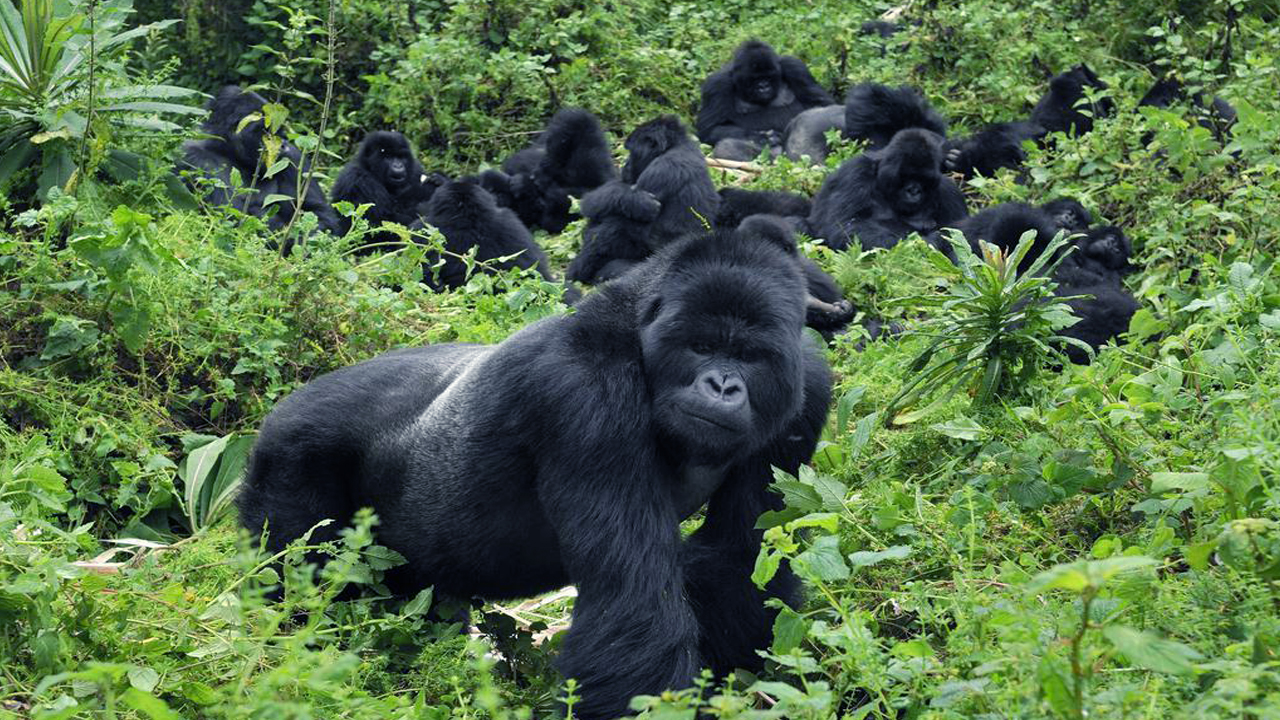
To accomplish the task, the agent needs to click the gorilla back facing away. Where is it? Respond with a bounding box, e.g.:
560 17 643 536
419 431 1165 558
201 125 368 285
238 224 833 719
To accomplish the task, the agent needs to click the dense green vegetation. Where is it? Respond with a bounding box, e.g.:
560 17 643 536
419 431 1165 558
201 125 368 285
3 0 1280 717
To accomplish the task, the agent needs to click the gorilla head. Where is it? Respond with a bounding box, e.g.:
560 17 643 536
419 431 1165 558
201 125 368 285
205 86 273 169
872 129 946 219
639 228 806 464
730 40 783 106
1076 225 1132 272
622 115 690 183
1042 198 1092 234
355 131 421 192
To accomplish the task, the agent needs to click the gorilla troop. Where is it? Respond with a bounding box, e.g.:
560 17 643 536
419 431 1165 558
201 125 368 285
697 40 833 161
238 223 833 720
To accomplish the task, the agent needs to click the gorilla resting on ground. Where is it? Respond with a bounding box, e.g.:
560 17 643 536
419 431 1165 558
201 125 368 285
179 86 342 245
714 187 811 231
807 128 968 251
696 40 833 161
929 201 1062 273
331 131 441 244
1138 77 1237 144
238 224 833 720
569 116 719 285
943 65 1114 180
844 83 948 150
1055 278 1139 365
414 179 557 291
782 105 845 164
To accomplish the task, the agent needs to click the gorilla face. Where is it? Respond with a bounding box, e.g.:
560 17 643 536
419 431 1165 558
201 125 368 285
1042 198 1092 233
621 115 684 183
204 87 273 169
639 233 806 462
872 129 946 218
1080 226 1131 270
732 40 783 106
360 131 416 189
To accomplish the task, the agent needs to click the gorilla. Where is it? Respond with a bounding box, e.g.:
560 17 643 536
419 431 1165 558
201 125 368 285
930 201 1062 272
782 104 845 164
621 115 720 246
943 65 1114 180
1138 77 1237 144
414 179 556 291
566 181 662 286
696 40 834 161
1041 197 1092 233
736 214 855 335
237 224 833 720
179 86 342 244
1056 225 1133 285
844 83 948 150
714 187 811 231
568 117 719 285
331 131 441 244
807 128 968 250
1055 279 1139 364
480 109 618 234
1030 64 1114 137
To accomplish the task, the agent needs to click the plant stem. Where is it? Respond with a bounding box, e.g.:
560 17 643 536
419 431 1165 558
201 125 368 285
281 0 338 252
76 0 99 198
1070 589 1094 719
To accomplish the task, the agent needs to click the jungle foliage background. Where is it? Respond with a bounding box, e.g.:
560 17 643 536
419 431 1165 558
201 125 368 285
2 0 1280 717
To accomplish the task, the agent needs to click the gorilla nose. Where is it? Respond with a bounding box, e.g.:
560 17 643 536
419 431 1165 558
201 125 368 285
697 370 746 407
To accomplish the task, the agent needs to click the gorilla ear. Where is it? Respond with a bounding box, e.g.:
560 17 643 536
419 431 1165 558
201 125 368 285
737 215 798 255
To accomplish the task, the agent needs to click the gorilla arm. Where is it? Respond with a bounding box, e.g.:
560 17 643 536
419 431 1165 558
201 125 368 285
696 68 752 145
779 56 834 108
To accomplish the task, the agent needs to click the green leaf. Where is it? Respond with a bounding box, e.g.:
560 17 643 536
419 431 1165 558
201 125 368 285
1102 625 1202 675
121 688 180 720
848 545 912 569
771 606 809 654
403 587 435 617
1150 472 1211 493
793 535 849 582
127 666 159 693
751 549 782 589
931 416 986 440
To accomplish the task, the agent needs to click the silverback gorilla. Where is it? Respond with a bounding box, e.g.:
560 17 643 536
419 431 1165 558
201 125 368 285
238 224 833 719
696 40 833 161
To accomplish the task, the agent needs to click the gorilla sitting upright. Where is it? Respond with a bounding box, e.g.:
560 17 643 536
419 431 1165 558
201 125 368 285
331 131 442 246
570 116 720 284
238 223 833 720
807 128 968 250
696 39 833 161
178 86 342 245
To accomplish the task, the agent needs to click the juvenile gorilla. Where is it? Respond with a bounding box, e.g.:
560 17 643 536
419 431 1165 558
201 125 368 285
807 128 968 250
714 187 811 231
697 40 833 161
331 131 440 244
1030 64 1114 137
179 86 341 243
566 181 662 285
484 109 618 234
238 225 833 720
1138 77 1237 144
414 179 556 291
843 83 948 150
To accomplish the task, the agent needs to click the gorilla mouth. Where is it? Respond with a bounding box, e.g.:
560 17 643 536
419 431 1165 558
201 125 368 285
388 169 408 184
681 407 740 433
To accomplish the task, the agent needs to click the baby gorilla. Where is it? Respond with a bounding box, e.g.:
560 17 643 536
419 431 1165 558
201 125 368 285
414 179 556 291
331 131 440 246
179 86 342 246
807 128 968 250
238 224 833 720
697 39 833 161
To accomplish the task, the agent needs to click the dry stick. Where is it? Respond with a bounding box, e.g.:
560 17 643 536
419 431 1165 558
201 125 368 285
281 0 338 251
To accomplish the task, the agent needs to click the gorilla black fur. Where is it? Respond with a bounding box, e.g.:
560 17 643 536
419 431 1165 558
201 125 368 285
697 40 833 161
331 131 439 243
807 128 968 250
843 83 948 150
484 109 618 234
714 187 811 231
1138 77 1237 144
1041 197 1092 233
179 86 342 244
567 181 662 285
237 224 833 720
736 214 855 335
1031 64 1114 137
415 179 556 290
931 201 1061 273
942 121 1043 180
782 104 845 164
621 115 721 246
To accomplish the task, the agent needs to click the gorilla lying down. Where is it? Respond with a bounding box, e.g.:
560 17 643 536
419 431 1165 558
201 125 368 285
238 224 833 720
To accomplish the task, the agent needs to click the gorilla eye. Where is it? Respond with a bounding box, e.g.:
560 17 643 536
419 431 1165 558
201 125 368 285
691 342 715 355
